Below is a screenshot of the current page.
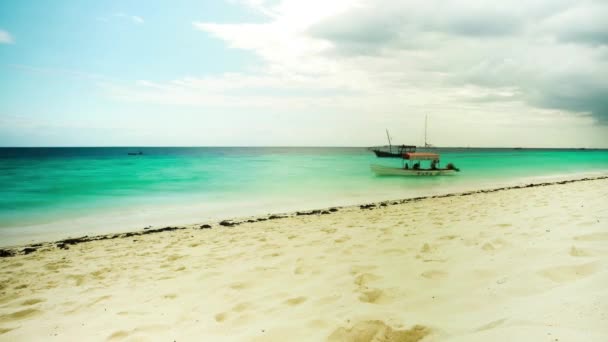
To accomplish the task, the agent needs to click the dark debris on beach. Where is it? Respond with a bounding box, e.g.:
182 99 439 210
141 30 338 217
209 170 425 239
1 175 606 258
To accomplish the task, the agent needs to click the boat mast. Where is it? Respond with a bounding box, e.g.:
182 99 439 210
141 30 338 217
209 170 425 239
386 129 392 153
424 115 428 148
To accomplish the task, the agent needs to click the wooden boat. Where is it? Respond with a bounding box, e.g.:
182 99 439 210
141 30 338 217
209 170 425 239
371 152 460 176
370 145 416 158
371 164 458 176
369 129 416 158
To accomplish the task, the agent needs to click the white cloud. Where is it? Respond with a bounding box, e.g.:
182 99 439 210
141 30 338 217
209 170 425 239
112 12 144 25
131 16 144 24
108 0 608 147
0 29 14 44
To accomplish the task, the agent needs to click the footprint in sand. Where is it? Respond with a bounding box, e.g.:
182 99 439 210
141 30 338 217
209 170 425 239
263 252 282 259
420 270 448 279
358 289 386 304
107 330 129 341
321 228 337 234
107 324 169 341
284 296 307 306
327 320 430 342
293 265 307 275
353 273 390 304
166 254 184 262
354 273 380 287
482 243 495 251
67 274 86 286
90 268 111 280
334 236 351 244
232 302 252 312
481 238 508 251
420 243 433 253
87 295 112 308
229 282 251 290
0 308 41 323
21 298 45 306
475 318 507 332
539 262 599 283
0 327 16 335
570 246 591 257
214 312 228 322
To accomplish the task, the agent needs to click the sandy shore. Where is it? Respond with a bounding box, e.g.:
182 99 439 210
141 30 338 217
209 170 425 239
1 177 607 341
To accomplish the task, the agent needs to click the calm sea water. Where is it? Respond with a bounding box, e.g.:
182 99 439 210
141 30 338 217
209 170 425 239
1 147 607 245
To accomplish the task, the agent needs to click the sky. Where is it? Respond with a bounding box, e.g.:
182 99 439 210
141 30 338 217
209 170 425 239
0 0 607 147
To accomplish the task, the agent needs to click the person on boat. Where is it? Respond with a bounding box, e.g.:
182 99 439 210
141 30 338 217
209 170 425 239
413 162 420 170
431 160 437 170
404 163 409 170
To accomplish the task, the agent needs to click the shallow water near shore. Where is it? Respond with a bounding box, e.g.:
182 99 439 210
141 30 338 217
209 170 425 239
1 147 607 246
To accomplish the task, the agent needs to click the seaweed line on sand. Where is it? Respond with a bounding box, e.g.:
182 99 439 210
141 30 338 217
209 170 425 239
1 175 606 258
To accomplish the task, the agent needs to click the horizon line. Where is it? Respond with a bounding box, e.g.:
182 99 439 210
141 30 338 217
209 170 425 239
0 145 606 149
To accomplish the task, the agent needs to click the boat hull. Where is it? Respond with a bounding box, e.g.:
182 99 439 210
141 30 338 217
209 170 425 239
370 164 458 176
372 150 403 158
370 145 416 158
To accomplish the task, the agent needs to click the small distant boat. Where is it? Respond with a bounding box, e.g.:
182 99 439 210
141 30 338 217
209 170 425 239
371 152 460 176
128 151 143 156
369 129 416 158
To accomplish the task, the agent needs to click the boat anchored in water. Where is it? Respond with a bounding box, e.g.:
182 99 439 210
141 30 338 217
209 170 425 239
370 144 417 158
368 129 416 158
371 152 460 176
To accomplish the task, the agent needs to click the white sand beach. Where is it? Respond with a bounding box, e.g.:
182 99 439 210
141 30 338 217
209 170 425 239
1 177 607 341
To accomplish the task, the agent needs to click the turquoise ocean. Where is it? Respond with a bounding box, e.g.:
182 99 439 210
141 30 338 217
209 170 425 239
1 147 607 246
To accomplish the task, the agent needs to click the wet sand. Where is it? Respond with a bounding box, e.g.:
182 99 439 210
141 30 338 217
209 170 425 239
1 177 607 341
